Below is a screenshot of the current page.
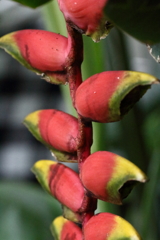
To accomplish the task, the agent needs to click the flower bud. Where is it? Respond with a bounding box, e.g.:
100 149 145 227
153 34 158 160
0 29 69 84
24 109 78 162
32 160 90 213
81 151 147 204
75 71 159 123
83 212 142 240
58 0 112 42
51 216 83 240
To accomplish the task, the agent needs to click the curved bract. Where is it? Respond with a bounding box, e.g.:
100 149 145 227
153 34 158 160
75 71 158 123
58 0 113 42
24 109 79 162
32 160 91 213
83 212 142 240
81 151 147 204
0 29 69 84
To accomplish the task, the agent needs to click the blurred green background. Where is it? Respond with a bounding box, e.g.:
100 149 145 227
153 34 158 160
0 1 160 240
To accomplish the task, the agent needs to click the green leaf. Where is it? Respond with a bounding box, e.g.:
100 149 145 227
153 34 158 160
11 0 52 8
0 182 61 240
105 0 160 44
143 109 160 149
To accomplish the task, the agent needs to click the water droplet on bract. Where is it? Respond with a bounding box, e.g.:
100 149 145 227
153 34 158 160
94 91 96 94
50 151 57 161
36 72 52 82
45 76 51 83
36 72 45 77
117 77 120 80
42 74 51 82
41 73 45 78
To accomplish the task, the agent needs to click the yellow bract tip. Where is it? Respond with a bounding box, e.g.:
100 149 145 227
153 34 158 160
24 110 41 125
32 160 57 193
51 216 68 240
110 215 142 240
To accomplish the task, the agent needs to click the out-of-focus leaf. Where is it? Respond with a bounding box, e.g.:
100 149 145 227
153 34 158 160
147 43 160 63
143 109 160 150
105 1 160 44
0 182 61 240
11 0 52 8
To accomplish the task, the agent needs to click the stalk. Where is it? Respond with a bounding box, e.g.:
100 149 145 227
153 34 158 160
66 21 97 224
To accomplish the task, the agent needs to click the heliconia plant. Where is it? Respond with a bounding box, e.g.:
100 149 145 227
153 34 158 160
1 0 160 240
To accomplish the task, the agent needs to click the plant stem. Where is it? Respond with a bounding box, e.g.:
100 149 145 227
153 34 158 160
66 22 97 224
66 23 83 106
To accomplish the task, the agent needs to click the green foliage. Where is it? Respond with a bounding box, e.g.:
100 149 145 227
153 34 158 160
0 182 61 240
11 0 52 8
105 0 160 43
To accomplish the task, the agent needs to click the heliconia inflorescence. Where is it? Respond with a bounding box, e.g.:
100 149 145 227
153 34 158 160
81 151 147 204
1 1 158 239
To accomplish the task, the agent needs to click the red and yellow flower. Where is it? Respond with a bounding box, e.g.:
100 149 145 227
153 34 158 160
32 160 91 213
81 151 147 204
75 71 158 123
24 109 80 161
83 212 142 240
0 29 70 84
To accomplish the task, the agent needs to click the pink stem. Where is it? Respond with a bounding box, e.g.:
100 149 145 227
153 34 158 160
66 22 83 107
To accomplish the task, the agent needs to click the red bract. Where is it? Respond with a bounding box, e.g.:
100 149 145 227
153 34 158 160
51 216 83 240
32 160 91 213
58 0 111 42
14 29 68 72
24 109 79 154
81 151 147 204
0 29 69 84
49 163 86 212
60 220 82 240
83 212 142 240
39 110 78 153
75 71 158 123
